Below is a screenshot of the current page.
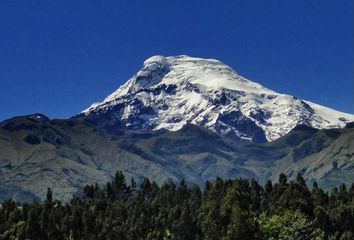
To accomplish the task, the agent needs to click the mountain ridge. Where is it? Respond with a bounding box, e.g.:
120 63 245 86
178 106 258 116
1 113 353 201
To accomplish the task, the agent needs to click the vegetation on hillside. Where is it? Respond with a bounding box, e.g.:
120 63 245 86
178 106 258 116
1 171 353 240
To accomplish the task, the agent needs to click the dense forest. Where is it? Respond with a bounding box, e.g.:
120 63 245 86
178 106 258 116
1 171 354 240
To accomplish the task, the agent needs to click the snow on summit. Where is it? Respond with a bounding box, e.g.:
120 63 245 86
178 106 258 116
81 55 354 142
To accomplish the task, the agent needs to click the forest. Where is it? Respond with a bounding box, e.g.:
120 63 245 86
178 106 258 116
0 171 354 240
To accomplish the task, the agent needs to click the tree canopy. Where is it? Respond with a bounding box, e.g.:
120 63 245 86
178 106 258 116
1 171 353 240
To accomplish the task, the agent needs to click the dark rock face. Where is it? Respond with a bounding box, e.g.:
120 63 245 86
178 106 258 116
24 134 41 145
345 122 354 129
76 98 159 137
249 109 271 125
215 111 267 143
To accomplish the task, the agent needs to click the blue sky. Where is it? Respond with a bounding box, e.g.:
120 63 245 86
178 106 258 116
0 0 353 121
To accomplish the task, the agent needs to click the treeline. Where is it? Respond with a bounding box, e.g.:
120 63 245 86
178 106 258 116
1 172 354 240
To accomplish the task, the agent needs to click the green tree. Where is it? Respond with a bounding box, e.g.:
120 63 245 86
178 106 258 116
259 211 325 240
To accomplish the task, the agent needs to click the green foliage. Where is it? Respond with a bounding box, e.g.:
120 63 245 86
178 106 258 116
0 172 353 239
259 211 325 240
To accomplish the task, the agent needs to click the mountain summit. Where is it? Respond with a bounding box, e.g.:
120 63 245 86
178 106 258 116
79 55 354 142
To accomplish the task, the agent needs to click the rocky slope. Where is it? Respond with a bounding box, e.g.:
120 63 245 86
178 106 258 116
267 122 354 189
1 114 353 201
0 114 183 201
78 55 354 142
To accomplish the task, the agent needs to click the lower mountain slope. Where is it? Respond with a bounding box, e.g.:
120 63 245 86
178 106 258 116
267 124 354 189
0 114 353 202
0 114 181 201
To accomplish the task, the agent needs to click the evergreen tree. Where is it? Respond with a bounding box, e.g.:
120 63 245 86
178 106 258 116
0 171 353 240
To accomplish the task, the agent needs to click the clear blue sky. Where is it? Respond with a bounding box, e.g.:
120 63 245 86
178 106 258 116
0 0 353 121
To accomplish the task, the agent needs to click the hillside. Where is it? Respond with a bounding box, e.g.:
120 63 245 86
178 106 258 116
1 114 353 201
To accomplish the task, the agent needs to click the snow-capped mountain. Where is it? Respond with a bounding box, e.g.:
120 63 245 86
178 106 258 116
80 55 354 142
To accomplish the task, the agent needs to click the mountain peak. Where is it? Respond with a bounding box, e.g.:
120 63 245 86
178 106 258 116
79 55 354 142
143 55 169 67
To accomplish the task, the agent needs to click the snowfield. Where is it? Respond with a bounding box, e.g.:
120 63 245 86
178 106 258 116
82 55 354 142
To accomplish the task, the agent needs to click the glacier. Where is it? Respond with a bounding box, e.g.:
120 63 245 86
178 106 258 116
80 55 354 142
